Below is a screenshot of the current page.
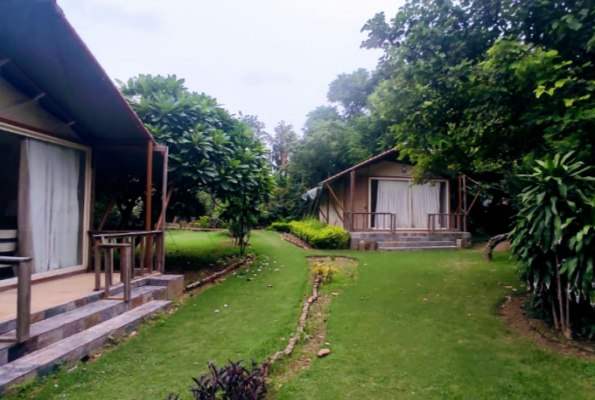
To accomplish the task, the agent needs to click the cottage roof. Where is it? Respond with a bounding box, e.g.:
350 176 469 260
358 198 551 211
321 148 398 184
0 0 165 178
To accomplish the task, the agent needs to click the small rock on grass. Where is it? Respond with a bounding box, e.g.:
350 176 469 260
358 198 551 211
268 285 274 288
318 349 331 357
423 297 429 302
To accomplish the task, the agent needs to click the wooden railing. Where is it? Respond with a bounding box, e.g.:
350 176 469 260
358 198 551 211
90 231 165 300
427 213 463 232
0 257 32 343
346 212 396 232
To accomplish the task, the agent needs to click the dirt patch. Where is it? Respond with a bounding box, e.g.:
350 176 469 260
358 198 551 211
281 233 312 250
267 256 357 390
499 294 595 359
273 293 332 385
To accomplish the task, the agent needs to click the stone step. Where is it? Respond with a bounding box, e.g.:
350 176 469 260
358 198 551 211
0 277 153 336
0 300 171 394
379 246 460 252
0 285 166 366
378 241 456 248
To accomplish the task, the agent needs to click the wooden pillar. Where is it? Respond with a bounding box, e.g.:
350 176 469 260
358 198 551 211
350 170 355 232
458 175 462 231
146 141 154 231
463 175 468 232
145 141 154 271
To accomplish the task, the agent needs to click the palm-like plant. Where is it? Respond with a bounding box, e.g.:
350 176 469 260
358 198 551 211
511 152 595 337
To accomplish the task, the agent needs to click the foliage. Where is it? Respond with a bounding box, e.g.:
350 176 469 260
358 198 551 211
327 68 375 117
165 360 266 400
267 222 292 233
360 0 595 194
312 261 340 284
510 153 595 337
287 220 350 249
117 75 274 245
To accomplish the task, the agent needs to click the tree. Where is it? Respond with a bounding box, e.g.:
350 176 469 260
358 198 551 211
361 0 595 192
259 121 298 172
328 69 375 117
117 74 273 248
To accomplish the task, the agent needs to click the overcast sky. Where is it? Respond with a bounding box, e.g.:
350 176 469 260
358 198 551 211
59 0 403 134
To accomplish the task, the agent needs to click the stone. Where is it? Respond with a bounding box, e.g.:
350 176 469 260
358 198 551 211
317 349 331 357
423 298 429 302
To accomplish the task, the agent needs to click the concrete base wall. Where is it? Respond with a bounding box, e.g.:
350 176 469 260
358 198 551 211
350 231 472 250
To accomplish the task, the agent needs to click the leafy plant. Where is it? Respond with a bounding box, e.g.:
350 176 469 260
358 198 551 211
165 360 267 400
313 261 340 284
511 152 595 337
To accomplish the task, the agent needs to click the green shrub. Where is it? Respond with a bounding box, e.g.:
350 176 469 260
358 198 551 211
288 220 350 249
267 222 291 233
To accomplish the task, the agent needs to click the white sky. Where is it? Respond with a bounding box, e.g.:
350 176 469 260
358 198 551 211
59 0 403 133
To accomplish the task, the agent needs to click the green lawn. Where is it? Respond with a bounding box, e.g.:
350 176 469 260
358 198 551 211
12 231 595 399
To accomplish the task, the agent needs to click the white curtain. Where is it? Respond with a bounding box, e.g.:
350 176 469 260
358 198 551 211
411 183 441 229
18 139 81 273
375 180 410 229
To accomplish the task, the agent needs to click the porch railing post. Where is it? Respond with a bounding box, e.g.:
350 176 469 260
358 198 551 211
120 245 131 302
16 259 31 343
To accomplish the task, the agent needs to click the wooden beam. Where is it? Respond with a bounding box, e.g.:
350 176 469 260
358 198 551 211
324 182 345 213
330 201 343 223
326 195 330 224
161 147 168 233
146 141 153 230
145 141 154 272
319 205 328 223
154 186 173 231
94 144 167 153
97 196 116 231
466 189 481 217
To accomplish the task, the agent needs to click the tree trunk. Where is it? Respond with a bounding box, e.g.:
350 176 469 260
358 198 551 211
555 256 571 338
484 233 510 261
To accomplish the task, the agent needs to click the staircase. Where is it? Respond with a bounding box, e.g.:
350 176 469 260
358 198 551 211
0 274 182 394
351 232 470 251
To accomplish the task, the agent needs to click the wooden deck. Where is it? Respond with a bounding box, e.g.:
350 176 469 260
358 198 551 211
0 272 119 321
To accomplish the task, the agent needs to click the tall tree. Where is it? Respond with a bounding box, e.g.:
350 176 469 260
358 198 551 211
327 68 375 117
362 0 595 189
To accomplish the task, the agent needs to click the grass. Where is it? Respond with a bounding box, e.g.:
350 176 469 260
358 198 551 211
273 250 595 400
11 231 309 399
10 231 595 399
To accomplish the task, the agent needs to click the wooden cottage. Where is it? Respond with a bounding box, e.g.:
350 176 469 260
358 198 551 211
0 1 182 391
314 149 472 250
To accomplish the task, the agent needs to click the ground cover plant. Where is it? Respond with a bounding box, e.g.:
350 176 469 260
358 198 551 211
10 231 595 400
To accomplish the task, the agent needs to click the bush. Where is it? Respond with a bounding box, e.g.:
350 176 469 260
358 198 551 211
288 220 350 249
266 222 291 233
313 261 340 283
165 360 266 400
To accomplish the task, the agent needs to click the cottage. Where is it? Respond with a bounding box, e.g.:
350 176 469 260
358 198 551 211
312 149 471 250
0 1 182 391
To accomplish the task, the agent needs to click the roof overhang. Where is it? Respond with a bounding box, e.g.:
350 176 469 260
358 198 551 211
321 149 399 184
0 0 165 178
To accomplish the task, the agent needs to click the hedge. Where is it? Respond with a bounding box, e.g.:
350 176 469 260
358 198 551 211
268 219 350 249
